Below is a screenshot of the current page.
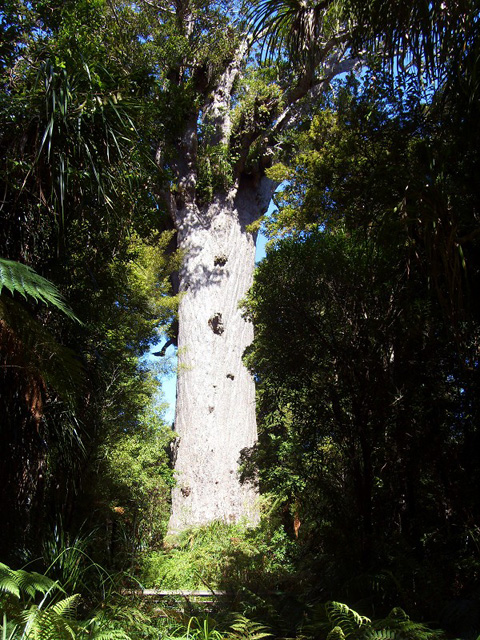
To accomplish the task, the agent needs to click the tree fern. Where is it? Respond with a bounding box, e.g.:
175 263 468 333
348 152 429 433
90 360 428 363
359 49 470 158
0 258 78 322
0 294 83 403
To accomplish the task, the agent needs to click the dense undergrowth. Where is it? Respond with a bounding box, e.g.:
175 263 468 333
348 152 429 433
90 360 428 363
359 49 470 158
0 557 450 640
143 517 295 591
2 516 476 640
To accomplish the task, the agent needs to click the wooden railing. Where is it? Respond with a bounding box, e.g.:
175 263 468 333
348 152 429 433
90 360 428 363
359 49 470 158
122 589 230 613
126 590 227 597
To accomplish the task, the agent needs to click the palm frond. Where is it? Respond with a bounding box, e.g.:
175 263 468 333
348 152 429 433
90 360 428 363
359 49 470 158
33 58 140 225
247 0 342 65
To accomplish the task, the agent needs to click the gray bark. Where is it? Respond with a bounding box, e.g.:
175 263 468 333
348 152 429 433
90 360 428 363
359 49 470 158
168 177 273 533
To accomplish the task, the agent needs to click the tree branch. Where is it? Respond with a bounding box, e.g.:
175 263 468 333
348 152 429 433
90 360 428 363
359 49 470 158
202 35 251 147
272 43 358 137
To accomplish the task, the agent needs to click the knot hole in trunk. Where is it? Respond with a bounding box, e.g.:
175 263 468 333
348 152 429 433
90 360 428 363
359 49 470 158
208 312 224 335
214 254 228 267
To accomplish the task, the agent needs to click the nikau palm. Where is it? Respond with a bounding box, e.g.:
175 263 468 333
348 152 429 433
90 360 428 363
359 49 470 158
248 0 474 80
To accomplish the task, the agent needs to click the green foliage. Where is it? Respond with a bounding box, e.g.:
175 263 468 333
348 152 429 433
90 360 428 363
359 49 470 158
230 64 284 172
0 0 179 563
0 562 129 640
98 405 175 558
1 6 478 640
0 563 55 600
247 0 343 67
185 616 225 640
314 602 446 640
143 522 256 590
342 0 476 85
197 143 236 204
228 614 272 640
325 602 371 637
231 66 283 134
145 613 271 640
0 259 78 322
247 0 475 88
140 514 309 638
243 68 480 625
142 513 300 594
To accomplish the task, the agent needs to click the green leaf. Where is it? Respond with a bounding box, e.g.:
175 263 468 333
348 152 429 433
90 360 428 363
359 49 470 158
0 258 79 322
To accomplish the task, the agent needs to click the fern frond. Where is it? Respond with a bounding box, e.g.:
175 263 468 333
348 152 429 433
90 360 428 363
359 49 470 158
19 603 81 640
0 563 135 640
79 617 131 640
229 614 272 640
326 602 370 638
17 571 57 600
363 630 406 639
326 626 346 640
386 609 409 622
0 563 56 599
0 564 21 598
0 258 79 322
87 631 131 640
371 608 445 640
51 594 80 618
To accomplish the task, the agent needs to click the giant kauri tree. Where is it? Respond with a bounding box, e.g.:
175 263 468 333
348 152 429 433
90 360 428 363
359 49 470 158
148 0 356 533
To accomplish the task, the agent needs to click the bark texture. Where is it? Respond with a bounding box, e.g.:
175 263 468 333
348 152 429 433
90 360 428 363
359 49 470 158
168 179 272 533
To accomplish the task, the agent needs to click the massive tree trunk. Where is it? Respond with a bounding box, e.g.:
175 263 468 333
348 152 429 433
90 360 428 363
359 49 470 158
157 6 353 533
168 177 273 533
